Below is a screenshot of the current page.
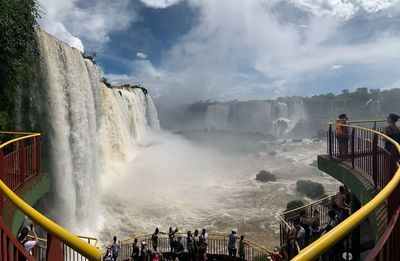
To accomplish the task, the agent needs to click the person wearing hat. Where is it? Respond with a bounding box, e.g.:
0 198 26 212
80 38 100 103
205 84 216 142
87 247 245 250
336 114 349 159
228 230 239 257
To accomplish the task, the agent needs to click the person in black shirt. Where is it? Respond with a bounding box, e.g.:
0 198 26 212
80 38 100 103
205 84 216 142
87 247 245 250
152 228 160 252
130 239 139 261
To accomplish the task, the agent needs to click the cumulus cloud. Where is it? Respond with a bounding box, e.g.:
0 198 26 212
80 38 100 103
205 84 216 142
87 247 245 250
39 0 136 50
136 52 148 59
139 0 182 8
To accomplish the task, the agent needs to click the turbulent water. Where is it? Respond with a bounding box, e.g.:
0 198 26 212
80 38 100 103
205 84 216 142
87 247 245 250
25 30 339 249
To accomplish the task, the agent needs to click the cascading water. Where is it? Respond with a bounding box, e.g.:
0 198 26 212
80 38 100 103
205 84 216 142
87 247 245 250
23 30 159 233
204 100 305 136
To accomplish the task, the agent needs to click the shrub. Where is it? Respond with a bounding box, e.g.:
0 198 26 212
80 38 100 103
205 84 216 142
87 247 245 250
285 200 306 212
255 170 276 182
296 180 325 199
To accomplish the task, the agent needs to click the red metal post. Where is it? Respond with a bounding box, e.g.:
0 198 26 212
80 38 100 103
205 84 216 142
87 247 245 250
372 134 378 187
35 136 41 176
19 141 26 186
46 234 64 261
388 148 400 218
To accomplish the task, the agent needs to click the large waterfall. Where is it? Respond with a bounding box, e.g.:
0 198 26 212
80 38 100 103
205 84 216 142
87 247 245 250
204 100 305 136
26 30 159 233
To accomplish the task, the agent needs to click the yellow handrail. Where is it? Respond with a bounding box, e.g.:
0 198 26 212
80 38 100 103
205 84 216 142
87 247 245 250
0 132 102 261
292 124 400 261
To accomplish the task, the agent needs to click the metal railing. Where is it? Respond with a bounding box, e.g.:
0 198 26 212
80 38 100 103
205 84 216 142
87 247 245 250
278 195 335 259
117 232 273 261
291 121 400 260
0 132 102 261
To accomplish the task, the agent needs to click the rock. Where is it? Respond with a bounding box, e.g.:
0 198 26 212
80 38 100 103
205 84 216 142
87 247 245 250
255 170 276 182
268 151 277 156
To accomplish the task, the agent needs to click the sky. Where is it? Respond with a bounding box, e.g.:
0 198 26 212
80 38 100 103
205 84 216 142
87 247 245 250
39 0 400 102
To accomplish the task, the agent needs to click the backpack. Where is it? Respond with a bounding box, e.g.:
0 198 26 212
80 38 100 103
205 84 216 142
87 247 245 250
112 243 119 258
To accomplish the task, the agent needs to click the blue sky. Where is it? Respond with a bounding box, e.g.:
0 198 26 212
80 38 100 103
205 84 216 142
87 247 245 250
39 0 400 103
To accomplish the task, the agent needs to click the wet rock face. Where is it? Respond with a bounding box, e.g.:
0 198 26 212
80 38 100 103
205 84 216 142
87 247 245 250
255 170 276 182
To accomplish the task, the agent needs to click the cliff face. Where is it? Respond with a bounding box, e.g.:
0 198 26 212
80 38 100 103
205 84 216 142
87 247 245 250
16 30 160 233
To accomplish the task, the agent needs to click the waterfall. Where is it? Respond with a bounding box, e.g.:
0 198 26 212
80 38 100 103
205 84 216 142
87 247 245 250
24 30 160 233
204 100 306 136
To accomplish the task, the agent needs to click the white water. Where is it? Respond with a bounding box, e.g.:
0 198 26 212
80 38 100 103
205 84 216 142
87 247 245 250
35 31 159 234
204 100 305 136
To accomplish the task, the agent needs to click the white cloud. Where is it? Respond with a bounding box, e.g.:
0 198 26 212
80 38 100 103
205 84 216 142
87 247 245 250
136 52 148 59
139 0 182 8
40 20 84 52
329 65 344 70
39 0 136 50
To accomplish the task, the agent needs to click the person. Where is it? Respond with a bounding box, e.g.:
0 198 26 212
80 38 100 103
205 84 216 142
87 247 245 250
193 229 200 259
336 114 349 159
198 228 208 261
322 210 339 235
335 186 349 219
270 247 282 261
17 224 38 260
289 218 305 250
130 238 140 261
187 231 194 260
111 236 120 261
310 209 321 242
383 113 400 151
299 210 311 246
228 230 239 257
104 244 114 261
141 242 150 261
152 228 160 252
175 237 185 260
169 227 178 252
238 235 246 261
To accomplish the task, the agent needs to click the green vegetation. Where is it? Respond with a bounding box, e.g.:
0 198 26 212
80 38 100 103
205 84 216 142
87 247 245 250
101 77 112 88
296 179 325 199
82 51 96 64
255 170 276 182
0 0 40 129
285 200 306 212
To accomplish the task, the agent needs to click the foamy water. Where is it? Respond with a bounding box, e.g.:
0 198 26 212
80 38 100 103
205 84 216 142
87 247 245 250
98 136 339 248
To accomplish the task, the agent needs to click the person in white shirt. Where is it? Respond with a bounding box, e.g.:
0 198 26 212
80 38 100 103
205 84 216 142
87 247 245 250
17 224 38 260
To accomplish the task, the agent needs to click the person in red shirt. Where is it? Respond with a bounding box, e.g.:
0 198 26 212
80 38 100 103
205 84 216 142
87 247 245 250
270 247 282 261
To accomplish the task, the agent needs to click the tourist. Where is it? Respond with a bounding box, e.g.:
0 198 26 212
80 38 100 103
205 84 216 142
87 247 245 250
270 247 282 261
17 224 38 260
289 218 305 250
141 242 150 261
228 230 239 257
193 229 200 259
130 238 140 261
335 186 350 219
175 237 185 260
152 228 160 252
299 210 311 246
322 210 339 235
336 113 349 159
238 235 246 261
104 244 114 261
169 227 178 252
198 228 209 260
310 209 321 242
187 231 194 260
111 236 120 261
383 113 400 151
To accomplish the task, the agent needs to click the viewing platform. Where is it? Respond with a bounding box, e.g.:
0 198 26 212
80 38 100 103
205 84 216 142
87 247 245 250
1 120 400 261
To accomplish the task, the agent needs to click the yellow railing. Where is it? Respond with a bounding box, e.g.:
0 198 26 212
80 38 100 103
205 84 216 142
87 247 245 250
292 124 400 260
0 132 102 261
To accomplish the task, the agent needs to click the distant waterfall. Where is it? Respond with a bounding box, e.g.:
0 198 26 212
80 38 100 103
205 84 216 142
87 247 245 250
204 100 306 136
27 30 159 233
